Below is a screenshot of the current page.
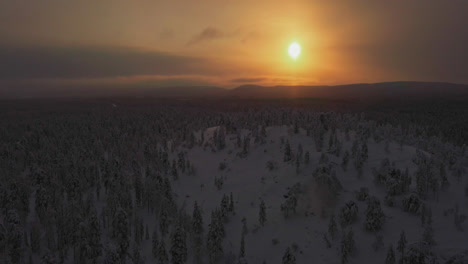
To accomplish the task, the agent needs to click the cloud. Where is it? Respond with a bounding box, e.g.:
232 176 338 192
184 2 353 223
187 27 224 45
0 44 227 80
0 74 225 98
230 77 265 83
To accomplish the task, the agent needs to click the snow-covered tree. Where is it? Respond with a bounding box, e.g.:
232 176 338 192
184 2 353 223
7 224 22 263
172 161 179 181
220 194 229 221
87 210 102 262
239 233 245 258
241 136 250 156
304 151 310 165
282 247 296 264
385 245 395 264
145 224 149 240
284 140 292 162
328 214 338 239
397 230 407 258
341 151 350 171
297 144 303 162
280 184 300 218
214 176 224 190
132 245 145 264
158 239 169 264
30 223 41 254
135 174 143 207
402 194 422 214
41 250 56 264
103 245 119 264
192 202 204 238
422 221 436 247
339 201 358 227
242 217 248 235
152 229 159 259
365 197 385 232
259 199 266 226
229 192 235 213
170 223 187 264
113 207 129 261
295 157 300 174
356 187 369 201
160 209 170 237
207 210 224 264
319 153 328 165
323 233 332 248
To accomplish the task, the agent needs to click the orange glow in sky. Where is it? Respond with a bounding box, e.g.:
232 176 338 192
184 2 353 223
0 0 467 90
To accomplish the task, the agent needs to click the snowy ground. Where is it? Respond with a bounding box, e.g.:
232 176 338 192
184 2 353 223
133 125 467 264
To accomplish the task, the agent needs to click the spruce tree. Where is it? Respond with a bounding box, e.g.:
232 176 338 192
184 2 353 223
328 214 338 239
420 204 427 226
341 229 355 264
259 199 266 226
87 210 102 262
172 161 178 181
8 225 22 264
385 245 395 264
103 245 119 264
242 137 250 156
342 151 349 171
365 197 385 232
304 151 310 165
282 247 296 264
160 209 169 237
41 250 56 264
170 223 187 264
346 229 355 255
134 217 141 245
397 231 407 257
229 192 235 213
135 175 143 207
239 233 245 258
158 239 169 264
192 202 204 238
361 142 368 162
242 217 248 235
422 222 436 247
152 229 159 259
113 207 129 261
132 245 144 264
192 202 204 263
207 211 223 264
297 144 303 161
295 158 300 174
145 224 149 240
340 233 349 264
284 141 292 162
220 194 229 221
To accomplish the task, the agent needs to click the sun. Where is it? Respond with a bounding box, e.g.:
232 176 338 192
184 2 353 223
288 42 301 60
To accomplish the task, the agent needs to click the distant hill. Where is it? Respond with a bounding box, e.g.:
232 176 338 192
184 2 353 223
141 86 226 98
2 81 467 100
138 81 468 100
226 82 468 100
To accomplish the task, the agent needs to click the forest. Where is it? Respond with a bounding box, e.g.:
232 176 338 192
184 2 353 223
0 98 467 264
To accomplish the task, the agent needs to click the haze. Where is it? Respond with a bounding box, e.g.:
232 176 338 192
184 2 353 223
1 1 468 97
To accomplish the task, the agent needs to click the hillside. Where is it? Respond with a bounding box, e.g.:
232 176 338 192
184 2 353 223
1 101 466 264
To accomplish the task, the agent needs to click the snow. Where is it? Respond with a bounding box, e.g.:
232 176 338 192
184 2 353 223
159 126 468 263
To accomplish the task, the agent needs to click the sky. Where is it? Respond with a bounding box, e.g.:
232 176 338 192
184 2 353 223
1 0 467 96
